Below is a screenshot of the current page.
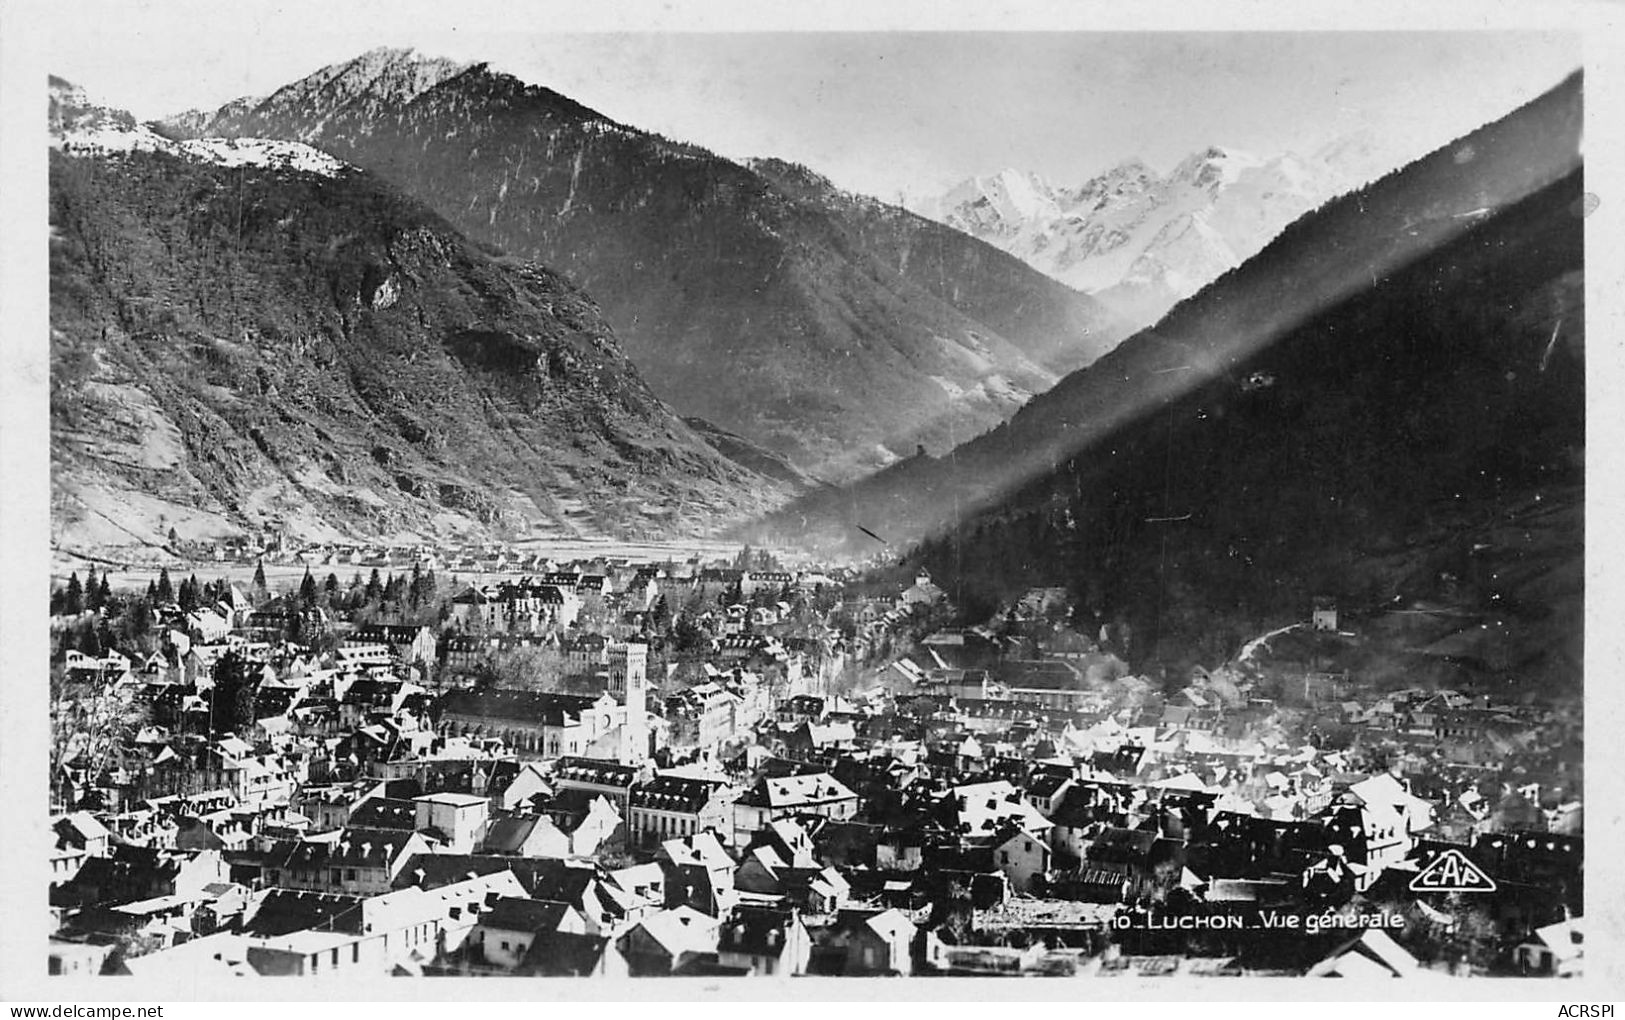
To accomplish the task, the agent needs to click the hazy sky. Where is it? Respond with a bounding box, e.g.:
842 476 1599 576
45 4 1582 201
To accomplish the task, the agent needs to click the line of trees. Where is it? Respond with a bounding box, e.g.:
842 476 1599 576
52 566 251 618
50 558 456 663
51 567 111 616
343 564 443 624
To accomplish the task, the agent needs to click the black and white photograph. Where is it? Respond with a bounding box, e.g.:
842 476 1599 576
3 0 1620 999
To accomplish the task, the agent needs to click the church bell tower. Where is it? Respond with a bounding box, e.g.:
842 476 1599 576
608 642 649 763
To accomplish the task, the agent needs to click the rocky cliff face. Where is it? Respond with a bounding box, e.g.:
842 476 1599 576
50 79 793 554
162 49 1129 481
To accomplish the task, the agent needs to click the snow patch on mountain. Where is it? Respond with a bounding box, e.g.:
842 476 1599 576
178 137 348 176
55 124 349 178
55 123 175 155
51 78 349 177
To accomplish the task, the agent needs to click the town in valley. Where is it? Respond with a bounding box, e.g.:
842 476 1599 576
46 533 1584 979
38 28 1587 986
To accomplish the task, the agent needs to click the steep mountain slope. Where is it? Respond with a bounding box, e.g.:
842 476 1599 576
916 143 1386 329
745 158 1117 378
50 81 792 553
161 48 1128 480
681 417 820 492
767 73 1583 672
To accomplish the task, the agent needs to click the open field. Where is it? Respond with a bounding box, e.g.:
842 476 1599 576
48 536 821 596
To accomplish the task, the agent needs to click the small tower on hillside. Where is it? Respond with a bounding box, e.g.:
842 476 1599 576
1312 596 1339 633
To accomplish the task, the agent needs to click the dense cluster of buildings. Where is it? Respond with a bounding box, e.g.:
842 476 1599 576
47 553 1583 980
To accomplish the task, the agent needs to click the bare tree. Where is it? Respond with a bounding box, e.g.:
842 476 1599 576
483 645 571 692
50 668 146 810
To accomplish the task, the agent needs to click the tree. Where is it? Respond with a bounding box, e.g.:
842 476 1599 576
210 651 261 735
364 568 383 605
484 645 569 692
119 596 155 647
84 567 101 611
324 573 340 604
178 574 200 613
673 613 707 653
931 876 977 946
156 568 174 605
649 595 671 633
97 618 118 654
592 830 641 871
96 575 112 611
167 526 180 547
231 684 258 734
63 573 84 616
50 664 149 809
811 584 839 615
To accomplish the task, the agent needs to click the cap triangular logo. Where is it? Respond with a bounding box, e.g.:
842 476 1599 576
1409 847 1497 892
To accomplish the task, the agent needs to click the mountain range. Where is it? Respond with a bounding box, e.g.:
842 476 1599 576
765 72 1584 674
50 44 1584 663
913 135 1394 328
49 78 799 553
160 48 1130 481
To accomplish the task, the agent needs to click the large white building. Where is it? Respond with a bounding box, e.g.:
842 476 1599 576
437 642 653 765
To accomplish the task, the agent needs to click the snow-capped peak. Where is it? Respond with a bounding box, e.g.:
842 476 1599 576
347 46 470 103
1068 159 1159 205
50 78 350 177
1170 145 1265 190
261 46 470 122
986 168 1058 220
916 139 1386 328
933 168 1060 235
